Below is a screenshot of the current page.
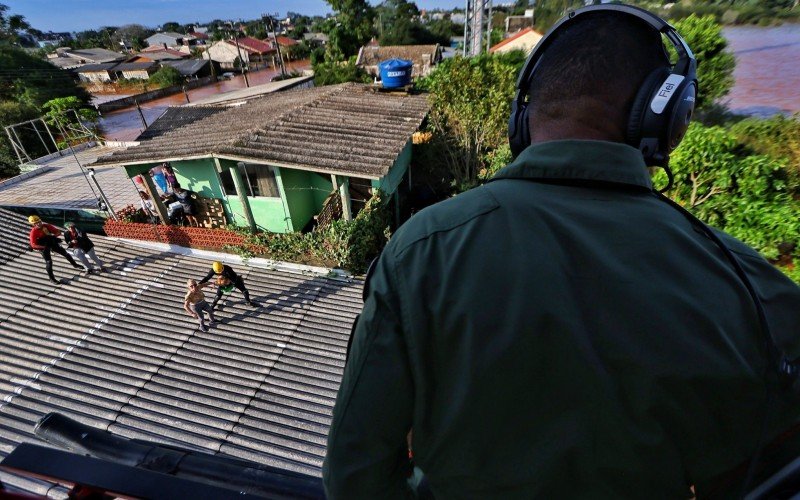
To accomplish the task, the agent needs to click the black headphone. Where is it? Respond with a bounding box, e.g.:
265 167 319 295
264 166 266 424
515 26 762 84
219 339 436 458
508 4 698 167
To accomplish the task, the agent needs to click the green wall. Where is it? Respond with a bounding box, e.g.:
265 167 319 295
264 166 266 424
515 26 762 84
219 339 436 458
372 139 412 194
278 168 319 232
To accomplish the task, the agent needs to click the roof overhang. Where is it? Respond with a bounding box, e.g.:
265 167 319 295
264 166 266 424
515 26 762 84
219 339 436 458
97 153 383 180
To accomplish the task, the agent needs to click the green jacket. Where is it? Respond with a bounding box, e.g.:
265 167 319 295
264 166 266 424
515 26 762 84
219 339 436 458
324 140 800 498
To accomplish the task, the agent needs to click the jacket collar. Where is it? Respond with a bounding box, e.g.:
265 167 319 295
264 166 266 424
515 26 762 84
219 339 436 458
490 140 653 190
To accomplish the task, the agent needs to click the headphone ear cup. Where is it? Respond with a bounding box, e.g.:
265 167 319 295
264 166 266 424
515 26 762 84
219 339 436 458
626 67 670 148
508 100 530 158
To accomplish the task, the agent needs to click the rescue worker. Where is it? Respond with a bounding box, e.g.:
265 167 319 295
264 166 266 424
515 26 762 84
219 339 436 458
199 261 257 308
28 215 81 284
64 222 105 273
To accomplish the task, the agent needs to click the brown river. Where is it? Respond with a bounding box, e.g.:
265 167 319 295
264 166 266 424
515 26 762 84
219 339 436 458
723 24 800 116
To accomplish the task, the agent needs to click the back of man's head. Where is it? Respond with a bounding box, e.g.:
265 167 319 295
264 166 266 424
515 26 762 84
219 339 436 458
528 12 669 143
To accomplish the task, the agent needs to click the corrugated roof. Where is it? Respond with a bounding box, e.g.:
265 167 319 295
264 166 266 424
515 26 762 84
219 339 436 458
0 207 361 496
64 48 126 63
113 62 157 72
91 83 431 179
76 63 116 73
162 59 209 77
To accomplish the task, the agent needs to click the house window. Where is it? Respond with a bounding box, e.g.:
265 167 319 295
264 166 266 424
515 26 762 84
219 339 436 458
219 169 237 196
240 163 280 198
219 164 280 198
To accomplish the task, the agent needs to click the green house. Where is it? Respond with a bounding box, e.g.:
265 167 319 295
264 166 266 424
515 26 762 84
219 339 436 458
92 83 430 232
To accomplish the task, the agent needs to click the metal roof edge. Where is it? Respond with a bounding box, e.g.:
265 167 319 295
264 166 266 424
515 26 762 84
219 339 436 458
106 236 356 280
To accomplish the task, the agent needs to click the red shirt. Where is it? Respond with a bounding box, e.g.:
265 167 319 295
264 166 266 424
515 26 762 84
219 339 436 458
29 223 61 250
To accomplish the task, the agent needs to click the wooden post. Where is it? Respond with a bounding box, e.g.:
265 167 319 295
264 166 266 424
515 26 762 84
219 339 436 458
135 100 148 129
332 175 352 221
140 172 169 225
233 162 257 232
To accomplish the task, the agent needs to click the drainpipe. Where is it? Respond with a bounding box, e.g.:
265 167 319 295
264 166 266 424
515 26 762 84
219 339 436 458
233 162 257 231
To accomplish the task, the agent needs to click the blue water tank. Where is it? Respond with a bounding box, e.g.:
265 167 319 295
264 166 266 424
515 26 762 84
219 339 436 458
379 59 413 89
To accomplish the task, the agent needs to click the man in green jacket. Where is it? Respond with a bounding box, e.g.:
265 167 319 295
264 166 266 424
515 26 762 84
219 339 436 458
324 6 800 499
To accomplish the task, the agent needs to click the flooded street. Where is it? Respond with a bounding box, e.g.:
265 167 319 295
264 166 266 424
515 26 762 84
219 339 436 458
99 59 311 141
723 25 800 116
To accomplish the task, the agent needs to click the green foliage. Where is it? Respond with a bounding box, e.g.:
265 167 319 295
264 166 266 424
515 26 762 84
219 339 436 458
417 51 525 190
376 0 450 46
729 115 800 189
322 0 375 61
43 96 98 126
660 123 800 263
149 66 185 87
313 59 371 86
671 15 736 110
0 3 31 45
227 191 392 274
0 44 91 177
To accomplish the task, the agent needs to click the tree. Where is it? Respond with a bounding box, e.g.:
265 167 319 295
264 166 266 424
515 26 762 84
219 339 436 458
161 22 184 33
417 51 526 190
660 123 800 262
0 3 30 45
322 0 375 61
113 24 153 52
149 66 185 87
0 40 91 177
672 15 735 110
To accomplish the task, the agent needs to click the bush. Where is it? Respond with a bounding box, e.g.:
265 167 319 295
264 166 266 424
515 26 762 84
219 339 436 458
313 59 371 86
227 191 391 274
149 66 185 87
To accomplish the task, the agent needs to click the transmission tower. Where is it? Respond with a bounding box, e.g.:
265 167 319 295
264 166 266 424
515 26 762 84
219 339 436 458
463 0 493 57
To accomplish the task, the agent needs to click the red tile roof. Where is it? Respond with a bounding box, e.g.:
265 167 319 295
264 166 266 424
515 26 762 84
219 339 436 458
275 36 299 47
489 27 542 53
228 36 275 54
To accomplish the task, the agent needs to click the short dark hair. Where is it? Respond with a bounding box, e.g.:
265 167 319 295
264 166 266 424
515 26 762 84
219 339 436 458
528 12 669 132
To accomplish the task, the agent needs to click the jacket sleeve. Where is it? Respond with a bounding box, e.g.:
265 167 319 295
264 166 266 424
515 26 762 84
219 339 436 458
199 269 215 284
323 251 414 499
46 224 61 237
29 229 42 250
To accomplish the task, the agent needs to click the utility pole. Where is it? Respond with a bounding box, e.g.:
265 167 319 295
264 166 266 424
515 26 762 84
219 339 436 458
205 45 217 80
228 22 250 88
264 13 287 78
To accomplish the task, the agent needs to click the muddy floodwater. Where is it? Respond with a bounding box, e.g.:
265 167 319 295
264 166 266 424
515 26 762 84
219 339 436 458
99 60 311 141
723 24 800 116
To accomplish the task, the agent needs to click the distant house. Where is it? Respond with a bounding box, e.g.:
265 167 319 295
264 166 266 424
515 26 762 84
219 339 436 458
48 47 126 70
489 27 544 55
303 32 329 46
207 37 276 70
162 59 212 79
113 61 157 80
131 47 189 62
35 31 71 48
145 32 191 49
505 9 535 33
76 63 117 82
356 44 443 78
91 83 430 233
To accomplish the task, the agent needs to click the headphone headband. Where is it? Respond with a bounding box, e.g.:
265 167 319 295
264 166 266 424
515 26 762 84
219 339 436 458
509 4 698 165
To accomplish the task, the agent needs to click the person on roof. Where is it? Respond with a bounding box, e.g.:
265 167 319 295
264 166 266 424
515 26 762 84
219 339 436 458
28 215 82 284
184 279 217 332
64 222 105 274
200 261 257 309
324 5 800 499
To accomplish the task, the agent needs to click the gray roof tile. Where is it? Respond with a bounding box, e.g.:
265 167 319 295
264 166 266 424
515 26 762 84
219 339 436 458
0 207 363 495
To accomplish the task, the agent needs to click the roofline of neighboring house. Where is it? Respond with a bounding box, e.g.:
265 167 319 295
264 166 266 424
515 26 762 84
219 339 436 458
97 153 386 180
490 27 538 53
